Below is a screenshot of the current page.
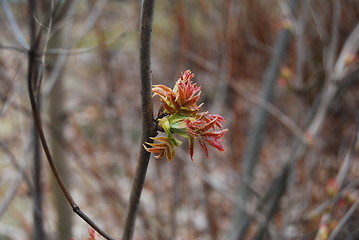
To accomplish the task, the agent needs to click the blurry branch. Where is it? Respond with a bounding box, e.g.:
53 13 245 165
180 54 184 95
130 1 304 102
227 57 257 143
313 120 358 240
74 0 108 43
44 0 136 57
252 165 289 240
243 28 271 53
181 47 218 72
0 0 133 99
45 29 131 55
303 116 359 221
42 7 75 97
311 116 359 240
332 23 359 82
1 0 28 48
304 180 359 221
26 0 115 239
175 148 274 232
328 198 359 240
181 48 307 143
41 0 134 99
307 23 359 136
335 119 358 188
182 20 358 237
0 64 26 117
292 0 311 89
0 141 32 192
122 0 156 239
0 142 32 219
42 0 108 96
0 173 23 218
325 0 341 75
66 118 167 239
40 0 73 25
257 20 359 240
169 49 281 233
0 2 131 61
304 190 345 221
231 82 308 144
228 0 299 239
308 1 328 42
231 0 358 238
43 1 76 239
0 45 28 54
202 164 219 240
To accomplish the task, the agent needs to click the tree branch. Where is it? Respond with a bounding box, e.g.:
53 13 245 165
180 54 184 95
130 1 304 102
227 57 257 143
122 0 156 239
228 0 299 239
26 1 115 239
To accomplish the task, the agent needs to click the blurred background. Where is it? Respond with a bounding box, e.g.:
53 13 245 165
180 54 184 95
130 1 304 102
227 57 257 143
0 0 358 239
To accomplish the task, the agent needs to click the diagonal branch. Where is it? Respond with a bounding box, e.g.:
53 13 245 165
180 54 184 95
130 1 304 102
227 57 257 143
26 1 115 239
1 0 28 48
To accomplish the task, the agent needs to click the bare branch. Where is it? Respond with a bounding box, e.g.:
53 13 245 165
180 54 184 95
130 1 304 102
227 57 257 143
336 121 358 188
324 0 341 74
0 45 28 54
231 82 308 144
0 173 23 218
0 141 32 190
122 0 156 239
332 23 359 82
26 0 115 239
0 141 32 219
1 0 28 48
328 198 359 240
45 28 133 56
74 0 108 43
228 0 299 238
307 24 359 137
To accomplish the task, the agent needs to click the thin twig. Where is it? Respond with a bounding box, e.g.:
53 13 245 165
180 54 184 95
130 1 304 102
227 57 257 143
0 62 27 117
45 29 131 55
336 120 358 188
307 23 359 137
0 141 32 191
304 180 359 221
26 1 115 239
293 0 311 89
175 148 273 231
228 0 299 238
231 82 308 144
42 0 106 97
121 0 156 239
328 198 359 240
74 0 108 44
1 0 28 48
332 23 359 82
326 115 359 240
0 173 24 218
302 117 359 221
0 45 29 54
324 0 340 74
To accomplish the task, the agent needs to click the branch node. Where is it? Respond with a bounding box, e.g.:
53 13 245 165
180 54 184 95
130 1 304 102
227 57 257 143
73 205 80 213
